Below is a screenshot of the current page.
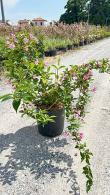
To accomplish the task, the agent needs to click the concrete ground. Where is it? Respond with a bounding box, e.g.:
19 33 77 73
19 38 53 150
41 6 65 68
0 38 110 195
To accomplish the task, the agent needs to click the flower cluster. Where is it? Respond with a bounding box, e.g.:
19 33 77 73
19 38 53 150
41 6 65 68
3 31 44 80
83 70 93 80
6 32 38 53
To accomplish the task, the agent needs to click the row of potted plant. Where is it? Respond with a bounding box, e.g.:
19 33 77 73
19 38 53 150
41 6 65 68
43 37 96 57
44 38 72 56
0 31 110 192
0 23 110 58
40 23 110 56
43 33 110 57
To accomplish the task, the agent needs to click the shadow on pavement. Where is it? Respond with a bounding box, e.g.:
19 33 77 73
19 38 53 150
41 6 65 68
0 125 80 194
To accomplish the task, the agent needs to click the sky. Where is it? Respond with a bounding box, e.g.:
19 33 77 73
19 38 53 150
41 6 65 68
1 0 67 24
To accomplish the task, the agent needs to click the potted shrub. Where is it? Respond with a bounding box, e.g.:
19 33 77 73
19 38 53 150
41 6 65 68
0 31 97 193
79 39 84 46
44 39 57 56
57 40 67 52
73 38 79 48
45 50 57 57
84 39 88 45
67 44 73 50
38 108 65 137
66 40 74 50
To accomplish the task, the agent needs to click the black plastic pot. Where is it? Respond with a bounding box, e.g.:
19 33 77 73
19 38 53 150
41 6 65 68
45 49 57 57
84 40 88 45
73 43 79 48
38 108 65 137
59 47 67 52
67 45 73 50
79 41 84 46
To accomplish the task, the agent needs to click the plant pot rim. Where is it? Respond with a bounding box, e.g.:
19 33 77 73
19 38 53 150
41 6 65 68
36 104 64 112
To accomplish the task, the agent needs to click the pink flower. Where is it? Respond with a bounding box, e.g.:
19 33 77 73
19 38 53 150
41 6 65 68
91 86 97 93
79 132 84 140
24 38 29 44
30 33 35 40
88 70 93 77
45 62 49 66
83 74 90 80
75 110 81 118
29 34 38 42
76 110 81 116
83 70 93 80
10 33 15 37
8 43 15 49
63 131 70 137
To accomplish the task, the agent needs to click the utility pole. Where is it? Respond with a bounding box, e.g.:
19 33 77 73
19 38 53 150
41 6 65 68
0 0 5 23
87 0 91 24
105 17 110 26
87 3 90 24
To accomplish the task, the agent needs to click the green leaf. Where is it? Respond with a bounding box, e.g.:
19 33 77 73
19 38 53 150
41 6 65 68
12 99 21 113
59 65 65 70
0 94 13 102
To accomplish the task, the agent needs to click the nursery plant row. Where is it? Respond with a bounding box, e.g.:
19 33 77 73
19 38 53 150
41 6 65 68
0 23 110 58
38 23 110 56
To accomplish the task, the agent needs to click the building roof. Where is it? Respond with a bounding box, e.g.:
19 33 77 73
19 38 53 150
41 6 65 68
32 17 47 22
18 19 30 24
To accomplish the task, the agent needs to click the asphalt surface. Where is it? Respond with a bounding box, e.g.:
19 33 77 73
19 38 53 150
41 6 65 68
60 38 110 65
0 38 110 195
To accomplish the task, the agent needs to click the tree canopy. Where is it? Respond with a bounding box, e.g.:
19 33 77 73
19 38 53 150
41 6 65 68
60 0 110 25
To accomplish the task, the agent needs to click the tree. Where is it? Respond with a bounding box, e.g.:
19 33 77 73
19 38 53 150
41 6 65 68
60 0 88 24
89 0 110 25
60 0 110 25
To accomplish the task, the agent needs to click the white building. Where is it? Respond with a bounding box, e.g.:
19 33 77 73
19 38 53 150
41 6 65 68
32 17 47 26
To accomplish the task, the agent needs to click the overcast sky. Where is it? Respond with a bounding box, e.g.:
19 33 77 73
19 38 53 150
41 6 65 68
1 0 67 24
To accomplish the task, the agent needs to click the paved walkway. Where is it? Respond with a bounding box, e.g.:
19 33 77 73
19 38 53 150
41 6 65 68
0 38 110 195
